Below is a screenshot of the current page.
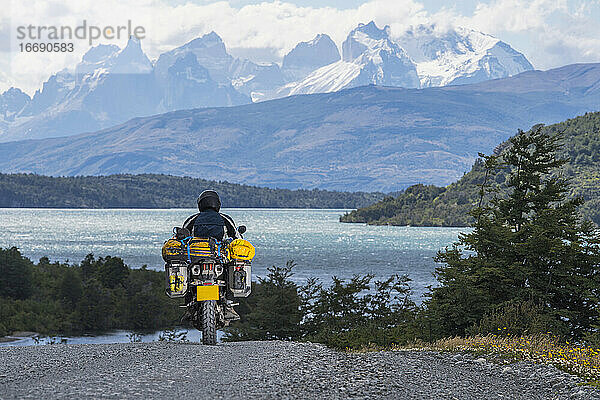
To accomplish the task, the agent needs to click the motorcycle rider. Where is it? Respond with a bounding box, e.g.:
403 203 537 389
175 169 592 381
183 190 240 240
181 190 241 323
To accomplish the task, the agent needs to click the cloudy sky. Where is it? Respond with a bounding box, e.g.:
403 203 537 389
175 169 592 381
2 0 600 94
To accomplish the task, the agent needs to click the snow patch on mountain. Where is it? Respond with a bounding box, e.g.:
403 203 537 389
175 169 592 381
278 61 361 97
229 59 285 98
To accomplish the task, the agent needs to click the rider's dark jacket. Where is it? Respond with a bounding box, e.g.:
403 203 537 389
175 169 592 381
182 209 238 241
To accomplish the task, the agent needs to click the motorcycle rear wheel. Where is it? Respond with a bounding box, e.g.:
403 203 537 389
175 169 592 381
201 300 217 345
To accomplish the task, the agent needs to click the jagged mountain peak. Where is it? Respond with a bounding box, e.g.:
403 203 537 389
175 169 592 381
279 21 420 99
400 24 499 62
76 44 120 74
184 31 228 54
81 44 120 64
0 87 30 118
154 32 233 85
353 21 391 40
282 33 340 81
119 36 147 59
2 87 29 99
309 33 333 46
342 21 401 62
75 36 152 76
110 36 153 74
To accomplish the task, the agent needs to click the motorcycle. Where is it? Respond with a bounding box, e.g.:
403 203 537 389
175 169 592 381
162 225 254 345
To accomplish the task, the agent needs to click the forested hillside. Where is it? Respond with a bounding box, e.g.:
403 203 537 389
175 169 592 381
0 174 384 209
341 112 600 226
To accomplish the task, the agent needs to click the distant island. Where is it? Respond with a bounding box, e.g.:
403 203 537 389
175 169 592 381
0 173 385 209
341 112 600 226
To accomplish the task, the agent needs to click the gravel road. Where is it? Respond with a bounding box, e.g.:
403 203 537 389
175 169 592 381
0 341 598 399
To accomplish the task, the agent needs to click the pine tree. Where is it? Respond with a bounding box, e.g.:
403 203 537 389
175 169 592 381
0 247 33 300
428 127 600 339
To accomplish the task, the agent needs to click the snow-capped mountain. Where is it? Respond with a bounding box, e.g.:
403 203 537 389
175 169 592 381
278 22 420 98
161 52 248 111
154 32 234 86
340 22 420 87
155 32 283 102
277 21 533 98
0 23 534 142
398 25 534 87
2 36 250 142
281 34 341 82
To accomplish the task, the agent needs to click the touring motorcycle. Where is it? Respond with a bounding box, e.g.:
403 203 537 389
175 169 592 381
162 226 254 345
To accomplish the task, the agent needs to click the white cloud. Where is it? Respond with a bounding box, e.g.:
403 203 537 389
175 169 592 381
0 0 599 95
455 0 600 68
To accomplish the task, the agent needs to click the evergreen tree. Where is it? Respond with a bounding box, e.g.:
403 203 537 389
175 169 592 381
95 256 129 289
226 261 303 341
428 127 600 338
0 247 33 300
58 268 83 308
74 279 114 331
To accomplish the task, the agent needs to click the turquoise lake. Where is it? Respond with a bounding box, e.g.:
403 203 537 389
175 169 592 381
0 208 467 301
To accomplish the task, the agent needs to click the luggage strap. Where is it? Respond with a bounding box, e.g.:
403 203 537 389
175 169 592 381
183 237 222 263
180 236 192 263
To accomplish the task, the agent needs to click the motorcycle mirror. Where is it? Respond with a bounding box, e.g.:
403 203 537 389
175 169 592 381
175 227 191 239
238 225 247 234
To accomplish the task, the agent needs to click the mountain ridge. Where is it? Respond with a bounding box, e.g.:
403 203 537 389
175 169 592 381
0 63 598 192
0 21 533 142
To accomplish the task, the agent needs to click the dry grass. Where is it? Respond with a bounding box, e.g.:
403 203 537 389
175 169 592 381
393 334 600 382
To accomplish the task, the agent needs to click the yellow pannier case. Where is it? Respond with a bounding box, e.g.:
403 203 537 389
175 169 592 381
228 239 255 261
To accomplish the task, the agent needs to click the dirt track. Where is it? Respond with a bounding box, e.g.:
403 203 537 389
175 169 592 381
0 341 598 399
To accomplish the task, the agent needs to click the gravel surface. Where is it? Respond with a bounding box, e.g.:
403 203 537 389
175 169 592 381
0 341 599 399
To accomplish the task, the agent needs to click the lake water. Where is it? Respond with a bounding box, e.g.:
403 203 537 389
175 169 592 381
0 208 468 300
0 329 216 347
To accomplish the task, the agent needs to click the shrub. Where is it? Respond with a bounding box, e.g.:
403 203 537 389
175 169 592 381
467 300 568 337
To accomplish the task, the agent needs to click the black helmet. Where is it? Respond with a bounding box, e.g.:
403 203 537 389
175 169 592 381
197 190 221 212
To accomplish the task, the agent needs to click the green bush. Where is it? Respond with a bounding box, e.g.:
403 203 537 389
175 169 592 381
225 261 303 341
0 248 181 336
467 300 568 337
226 265 417 349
